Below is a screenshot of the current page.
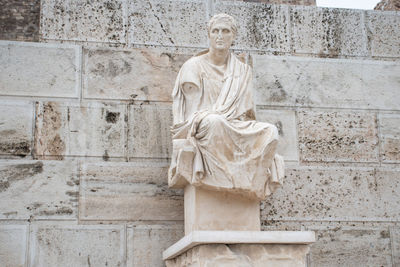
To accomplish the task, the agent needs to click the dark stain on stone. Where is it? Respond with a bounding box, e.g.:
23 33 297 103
65 191 78 197
103 150 110 161
269 79 287 102
38 206 73 216
0 161 43 192
105 111 120 123
275 121 283 136
3 211 17 216
0 140 31 157
380 230 389 239
140 86 149 95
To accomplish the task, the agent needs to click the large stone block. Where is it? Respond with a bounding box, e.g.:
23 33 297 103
297 111 379 163
257 109 298 161
290 6 367 57
0 41 80 98
84 48 190 101
366 11 400 58
262 167 400 221
128 0 208 47
0 225 27 267
379 113 400 163
308 228 392 267
128 104 172 159
29 224 125 267
215 2 290 51
253 55 400 110
79 161 183 221
0 101 33 157
127 225 184 267
0 160 78 220
34 102 127 159
41 0 126 43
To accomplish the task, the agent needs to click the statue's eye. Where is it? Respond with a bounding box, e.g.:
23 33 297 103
222 29 230 34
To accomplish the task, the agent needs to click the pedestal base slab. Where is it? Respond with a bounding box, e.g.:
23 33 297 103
163 231 315 267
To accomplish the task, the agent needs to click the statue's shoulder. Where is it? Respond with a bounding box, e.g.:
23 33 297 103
180 54 203 72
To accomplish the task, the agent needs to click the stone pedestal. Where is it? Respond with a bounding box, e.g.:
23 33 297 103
184 185 260 235
163 231 315 267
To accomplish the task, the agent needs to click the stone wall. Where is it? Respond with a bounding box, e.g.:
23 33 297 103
0 0 40 42
375 0 400 11
0 1 399 266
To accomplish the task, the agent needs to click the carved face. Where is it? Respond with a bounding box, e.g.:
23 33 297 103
209 22 235 51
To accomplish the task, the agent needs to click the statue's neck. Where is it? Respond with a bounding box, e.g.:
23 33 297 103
207 48 230 66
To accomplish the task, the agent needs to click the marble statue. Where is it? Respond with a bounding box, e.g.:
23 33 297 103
168 13 284 200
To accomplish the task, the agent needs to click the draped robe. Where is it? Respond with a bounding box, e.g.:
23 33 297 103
168 51 284 200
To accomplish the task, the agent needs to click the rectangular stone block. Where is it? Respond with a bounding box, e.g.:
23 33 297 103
79 162 183 221
262 167 400 221
127 225 184 267
392 227 400 266
0 225 27 267
297 111 379 163
308 229 392 267
0 160 78 220
290 6 367 57
366 11 400 58
0 101 33 157
253 55 400 110
29 224 125 267
215 2 290 51
41 0 126 43
128 0 208 47
256 109 298 161
34 102 126 159
0 41 80 98
128 104 172 159
84 48 190 101
379 113 400 163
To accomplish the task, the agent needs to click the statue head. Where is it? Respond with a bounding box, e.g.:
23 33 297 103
207 14 237 50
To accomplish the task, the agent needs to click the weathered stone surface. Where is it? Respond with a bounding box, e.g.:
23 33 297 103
0 0 40 42
0 101 33 157
392 226 400 266
215 2 290 51
34 102 126 159
308 229 392 267
0 160 78 220
253 55 400 110
375 0 400 11
290 6 367 57
298 111 378 163
366 11 400 58
127 225 183 267
0 225 27 267
84 48 190 101
128 104 172 159
79 162 183 221
262 167 400 221
379 113 400 163
166 243 310 267
128 0 208 47
0 41 80 98
29 224 125 266
41 0 126 43
257 109 298 161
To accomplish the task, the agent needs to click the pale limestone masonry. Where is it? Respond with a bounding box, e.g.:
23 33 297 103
0 1 399 266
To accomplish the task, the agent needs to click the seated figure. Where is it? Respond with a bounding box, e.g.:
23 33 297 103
168 14 284 200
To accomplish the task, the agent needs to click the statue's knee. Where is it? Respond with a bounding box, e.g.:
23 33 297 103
201 113 224 128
